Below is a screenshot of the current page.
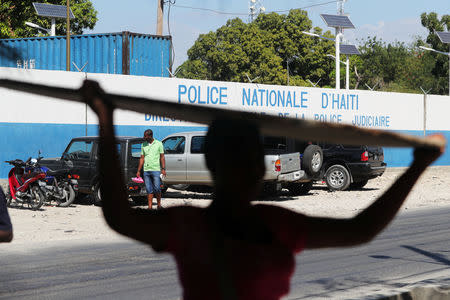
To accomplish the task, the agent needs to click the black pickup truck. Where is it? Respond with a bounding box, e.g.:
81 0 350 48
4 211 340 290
317 144 386 191
275 138 387 192
40 136 146 205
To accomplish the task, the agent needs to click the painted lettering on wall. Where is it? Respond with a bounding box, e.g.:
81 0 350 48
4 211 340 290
145 114 180 123
178 85 228 105
242 88 308 108
321 93 359 110
314 114 342 123
352 115 391 128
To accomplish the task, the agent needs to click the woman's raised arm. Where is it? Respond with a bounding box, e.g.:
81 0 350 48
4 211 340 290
82 80 170 250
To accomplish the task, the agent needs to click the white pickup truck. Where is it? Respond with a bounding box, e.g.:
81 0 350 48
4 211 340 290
161 131 306 195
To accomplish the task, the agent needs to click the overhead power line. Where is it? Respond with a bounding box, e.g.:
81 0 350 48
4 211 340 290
172 0 337 16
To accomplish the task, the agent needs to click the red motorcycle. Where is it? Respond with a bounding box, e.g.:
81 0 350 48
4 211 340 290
5 158 45 210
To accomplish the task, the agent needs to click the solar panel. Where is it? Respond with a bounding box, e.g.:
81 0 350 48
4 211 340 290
436 31 450 44
320 14 355 29
33 2 75 19
340 44 360 55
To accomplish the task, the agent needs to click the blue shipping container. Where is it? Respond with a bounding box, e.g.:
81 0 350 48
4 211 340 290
0 32 172 77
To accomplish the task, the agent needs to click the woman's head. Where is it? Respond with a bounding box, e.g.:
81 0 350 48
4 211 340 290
205 118 265 197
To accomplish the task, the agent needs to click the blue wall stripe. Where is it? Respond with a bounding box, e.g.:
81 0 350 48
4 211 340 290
0 122 448 178
0 123 205 178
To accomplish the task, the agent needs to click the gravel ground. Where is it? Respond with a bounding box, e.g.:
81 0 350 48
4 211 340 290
1 166 450 246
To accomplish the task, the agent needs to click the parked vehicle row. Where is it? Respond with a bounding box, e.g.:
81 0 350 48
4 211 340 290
39 133 305 204
29 132 387 206
161 131 305 195
5 155 79 210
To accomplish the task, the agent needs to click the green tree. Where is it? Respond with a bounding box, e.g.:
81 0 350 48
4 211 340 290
177 9 335 86
349 37 438 93
354 38 408 89
0 0 97 39
419 12 450 95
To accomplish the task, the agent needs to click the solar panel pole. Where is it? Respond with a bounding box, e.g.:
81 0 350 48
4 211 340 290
327 54 350 90
50 18 56 36
346 55 350 90
66 0 70 71
335 33 343 90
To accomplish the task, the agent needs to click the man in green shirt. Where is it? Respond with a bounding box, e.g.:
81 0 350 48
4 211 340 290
137 129 166 209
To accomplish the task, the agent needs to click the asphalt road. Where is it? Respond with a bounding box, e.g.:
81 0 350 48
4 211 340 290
1 207 449 300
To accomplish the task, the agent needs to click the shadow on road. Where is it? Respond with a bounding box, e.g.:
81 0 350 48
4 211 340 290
401 245 450 266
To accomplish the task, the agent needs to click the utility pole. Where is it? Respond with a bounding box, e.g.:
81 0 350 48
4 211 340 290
157 0 164 35
335 0 346 88
249 0 265 22
337 0 345 15
336 0 345 35
66 0 70 71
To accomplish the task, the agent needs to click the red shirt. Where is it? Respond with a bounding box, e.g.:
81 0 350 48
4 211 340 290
161 204 308 300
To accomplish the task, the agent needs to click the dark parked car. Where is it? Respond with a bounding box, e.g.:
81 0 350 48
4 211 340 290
40 136 147 205
317 144 387 191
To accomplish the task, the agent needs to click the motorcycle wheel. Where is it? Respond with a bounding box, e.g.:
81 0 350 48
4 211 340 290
57 183 75 207
5 191 13 207
29 185 44 211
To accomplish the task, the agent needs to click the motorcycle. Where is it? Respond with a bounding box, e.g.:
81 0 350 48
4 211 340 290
29 155 79 207
5 158 45 210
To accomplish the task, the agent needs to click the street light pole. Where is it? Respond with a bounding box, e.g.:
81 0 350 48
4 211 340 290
287 60 290 85
286 55 299 86
51 18 56 36
346 55 349 90
335 33 343 90
303 31 345 90
25 22 52 35
327 54 349 89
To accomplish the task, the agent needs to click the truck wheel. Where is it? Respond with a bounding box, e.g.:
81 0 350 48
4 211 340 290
92 183 102 206
302 145 323 177
350 179 369 190
262 183 279 197
325 164 350 191
132 196 147 205
288 181 313 196
170 184 189 191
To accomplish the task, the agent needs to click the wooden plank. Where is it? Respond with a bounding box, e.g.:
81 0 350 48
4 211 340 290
0 78 445 149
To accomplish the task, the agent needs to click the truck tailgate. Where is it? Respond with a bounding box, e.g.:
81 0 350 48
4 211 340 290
280 152 300 174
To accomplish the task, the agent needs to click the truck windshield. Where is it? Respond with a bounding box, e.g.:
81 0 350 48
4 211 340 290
64 141 93 159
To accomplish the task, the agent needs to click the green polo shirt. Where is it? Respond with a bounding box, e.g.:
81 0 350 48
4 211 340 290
141 139 164 171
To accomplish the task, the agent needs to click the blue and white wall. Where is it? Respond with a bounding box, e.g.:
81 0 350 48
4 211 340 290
1 67 449 178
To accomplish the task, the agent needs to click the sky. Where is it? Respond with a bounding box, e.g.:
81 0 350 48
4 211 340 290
85 0 449 68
